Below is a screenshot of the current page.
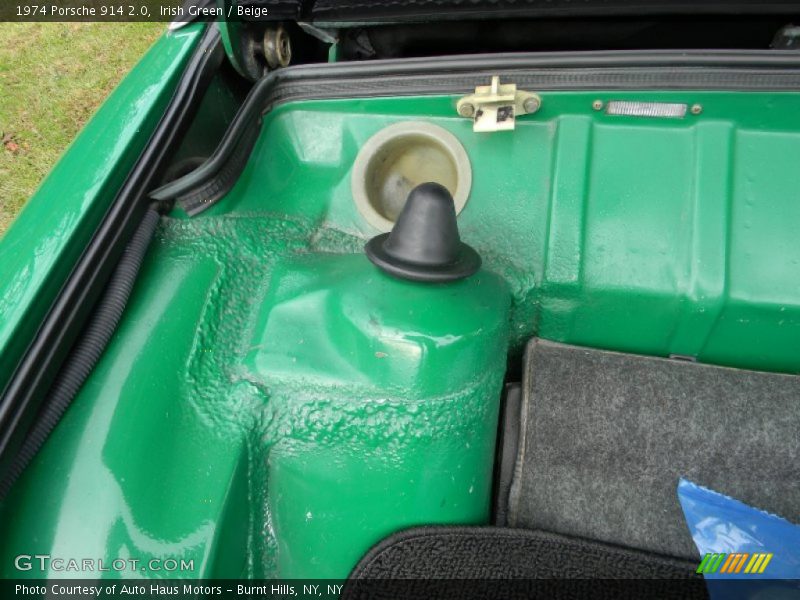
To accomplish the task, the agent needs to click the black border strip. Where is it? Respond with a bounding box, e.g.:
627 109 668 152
0 26 224 473
151 49 800 206
239 0 800 23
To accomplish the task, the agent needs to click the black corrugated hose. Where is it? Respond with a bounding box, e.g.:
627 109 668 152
0 208 160 499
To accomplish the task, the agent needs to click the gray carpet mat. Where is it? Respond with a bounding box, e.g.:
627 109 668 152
507 339 800 559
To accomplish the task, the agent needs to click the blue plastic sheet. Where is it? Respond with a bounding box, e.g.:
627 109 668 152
678 478 800 599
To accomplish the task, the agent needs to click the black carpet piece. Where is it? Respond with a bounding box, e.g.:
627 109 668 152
508 339 800 560
344 527 705 600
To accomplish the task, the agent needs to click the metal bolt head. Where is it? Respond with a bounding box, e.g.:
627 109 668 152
264 25 292 69
523 97 541 114
592 100 604 111
459 103 476 118
690 104 703 115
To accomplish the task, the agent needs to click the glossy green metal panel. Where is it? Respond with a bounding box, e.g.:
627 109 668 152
0 24 204 393
3 89 800 581
248 254 511 577
214 92 800 372
0 236 251 578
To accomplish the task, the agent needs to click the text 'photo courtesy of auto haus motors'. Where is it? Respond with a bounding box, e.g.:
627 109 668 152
14 583 346 597
1 1 800 597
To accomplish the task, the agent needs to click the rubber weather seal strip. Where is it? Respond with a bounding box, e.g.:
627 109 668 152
0 209 161 499
0 26 225 478
150 49 800 215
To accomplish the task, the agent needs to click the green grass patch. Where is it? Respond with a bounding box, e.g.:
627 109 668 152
0 22 163 236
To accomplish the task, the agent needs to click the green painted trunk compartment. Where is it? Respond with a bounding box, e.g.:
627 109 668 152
2 90 800 579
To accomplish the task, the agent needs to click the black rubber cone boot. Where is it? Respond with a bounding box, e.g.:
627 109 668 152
365 182 481 282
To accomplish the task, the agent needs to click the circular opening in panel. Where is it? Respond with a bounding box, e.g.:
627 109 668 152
352 121 472 232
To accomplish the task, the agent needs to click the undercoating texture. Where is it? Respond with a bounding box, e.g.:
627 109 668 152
157 214 362 575
255 373 504 577
152 214 508 577
345 527 703 599
508 339 800 560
